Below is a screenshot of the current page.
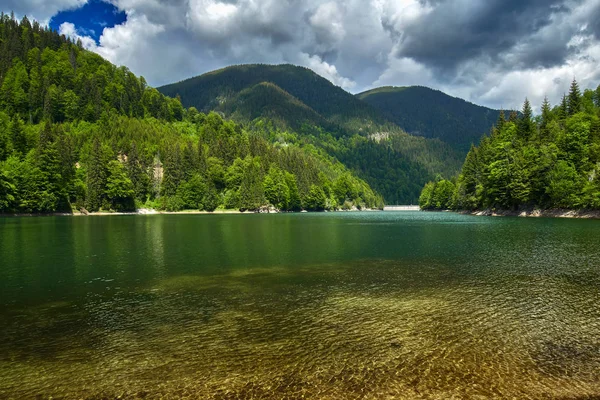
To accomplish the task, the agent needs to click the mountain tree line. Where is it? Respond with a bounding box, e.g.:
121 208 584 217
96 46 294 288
420 79 600 211
0 14 383 213
0 13 183 124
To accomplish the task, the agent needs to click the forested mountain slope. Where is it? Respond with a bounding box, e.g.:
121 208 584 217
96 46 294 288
159 64 387 134
419 81 600 212
0 14 382 213
357 86 502 154
159 64 465 204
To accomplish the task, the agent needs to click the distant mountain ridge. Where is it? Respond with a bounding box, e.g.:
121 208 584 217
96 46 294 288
158 64 501 203
357 86 502 153
159 64 386 135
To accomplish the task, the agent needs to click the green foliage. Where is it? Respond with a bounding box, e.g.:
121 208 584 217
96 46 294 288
568 79 582 116
419 179 455 210
0 14 181 124
0 167 16 210
105 160 135 211
546 161 582 208
85 137 108 211
0 14 383 213
159 64 468 204
177 174 206 210
263 166 290 210
238 156 265 211
304 184 327 211
357 86 502 154
422 81 600 212
159 64 385 135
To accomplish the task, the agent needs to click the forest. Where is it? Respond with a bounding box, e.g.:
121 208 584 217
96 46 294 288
0 14 382 214
357 86 501 154
419 79 600 211
160 64 466 204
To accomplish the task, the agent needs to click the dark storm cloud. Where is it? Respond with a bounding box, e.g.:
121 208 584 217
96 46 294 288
393 0 575 73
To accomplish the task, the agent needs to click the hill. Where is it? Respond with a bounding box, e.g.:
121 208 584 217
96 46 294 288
357 86 502 153
159 64 387 135
159 65 465 203
0 14 382 213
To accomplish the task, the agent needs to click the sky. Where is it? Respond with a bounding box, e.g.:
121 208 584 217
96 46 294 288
4 0 600 111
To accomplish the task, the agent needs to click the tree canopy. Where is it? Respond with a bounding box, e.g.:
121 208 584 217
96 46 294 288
420 80 600 211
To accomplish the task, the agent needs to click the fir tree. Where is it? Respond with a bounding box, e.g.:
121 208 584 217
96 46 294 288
559 94 568 120
496 109 506 131
9 115 27 156
568 78 582 115
86 137 108 211
541 96 552 128
518 98 534 138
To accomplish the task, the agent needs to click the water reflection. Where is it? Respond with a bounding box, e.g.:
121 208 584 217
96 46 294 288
1 213 600 398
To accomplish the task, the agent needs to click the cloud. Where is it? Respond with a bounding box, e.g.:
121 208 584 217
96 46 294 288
3 0 600 111
59 21 97 49
2 0 87 24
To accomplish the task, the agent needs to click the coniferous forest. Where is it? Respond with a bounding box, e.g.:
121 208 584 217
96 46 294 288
419 80 600 212
0 14 383 214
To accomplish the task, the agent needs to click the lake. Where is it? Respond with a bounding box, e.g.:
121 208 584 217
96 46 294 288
1 212 600 399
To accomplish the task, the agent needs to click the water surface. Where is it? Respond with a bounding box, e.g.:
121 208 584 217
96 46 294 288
1 212 600 399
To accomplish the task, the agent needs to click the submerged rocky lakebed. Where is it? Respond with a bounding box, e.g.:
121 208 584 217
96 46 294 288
1 212 599 399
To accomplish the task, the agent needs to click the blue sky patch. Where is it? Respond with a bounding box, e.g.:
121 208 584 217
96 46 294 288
49 0 126 43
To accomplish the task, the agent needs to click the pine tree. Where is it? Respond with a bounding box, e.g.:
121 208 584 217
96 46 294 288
9 115 27 156
568 78 581 115
0 118 11 161
86 137 108 211
518 98 534 138
496 109 506 130
35 122 68 211
541 96 552 127
239 156 265 211
161 144 183 197
559 94 568 120
126 142 150 201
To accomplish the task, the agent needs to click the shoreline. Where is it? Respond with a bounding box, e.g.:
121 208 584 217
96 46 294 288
461 208 600 220
0 208 383 218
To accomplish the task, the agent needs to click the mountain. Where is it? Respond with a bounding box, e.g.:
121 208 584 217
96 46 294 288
357 86 502 153
159 64 465 204
159 64 387 135
0 15 382 213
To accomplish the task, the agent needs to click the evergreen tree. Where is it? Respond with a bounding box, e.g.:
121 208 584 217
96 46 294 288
0 116 11 161
161 144 183 197
86 137 108 211
34 122 67 211
285 172 302 211
568 78 582 116
518 98 534 139
496 110 506 131
263 166 289 210
0 169 16 211
541 96 552 129
239 156 265 211
126 142 150 201
559 94 568 120
9 115 27 156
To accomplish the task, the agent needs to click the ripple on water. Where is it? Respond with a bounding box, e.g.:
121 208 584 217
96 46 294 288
1 258 600 399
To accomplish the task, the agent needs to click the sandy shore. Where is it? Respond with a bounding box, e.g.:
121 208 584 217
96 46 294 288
2 208 382 217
